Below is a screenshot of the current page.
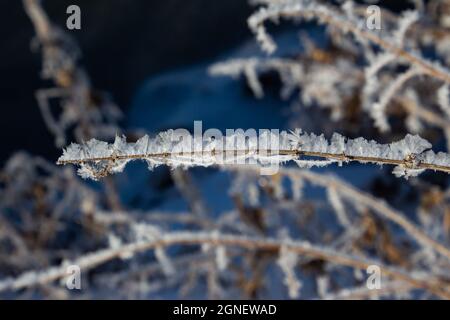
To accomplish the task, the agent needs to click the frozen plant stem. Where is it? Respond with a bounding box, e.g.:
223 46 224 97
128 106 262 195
249 0 450 83
274 168 450 262
23 0 52 41
57 129 450 180
0 231 448 299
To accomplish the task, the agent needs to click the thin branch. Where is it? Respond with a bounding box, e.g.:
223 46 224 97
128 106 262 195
23 0 52 42
323 281 413 300
279 168 450 263
0 231 448 298
249 0 450 84
57 129 450 180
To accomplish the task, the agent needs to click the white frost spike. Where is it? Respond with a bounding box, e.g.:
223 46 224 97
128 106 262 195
371 68 422 132
317 276 330 299
215 246 228 271
248 183 260 207
244 61 264 98
392 166 425 179
326 187 350 227
248 8 277 54
77 166 97 180
155 246 176 277
389 134 431 159
209 58 304 100
108 233 122 249
133 223 162 242
294 159 337 169
437 85 450 119
342 1 356 22
277 246 302 299
108 234 133 260
290 176 304 201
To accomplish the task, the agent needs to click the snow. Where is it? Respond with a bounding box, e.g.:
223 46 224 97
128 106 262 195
59 125 448 181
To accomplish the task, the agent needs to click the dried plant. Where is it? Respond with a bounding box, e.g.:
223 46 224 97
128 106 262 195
1 0 450 300
23 0 122 147
211 0 450 138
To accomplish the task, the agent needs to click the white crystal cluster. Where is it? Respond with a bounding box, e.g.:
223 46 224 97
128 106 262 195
289 129 434 160
58 128 450 180
290 130 450 177
58 130 293 180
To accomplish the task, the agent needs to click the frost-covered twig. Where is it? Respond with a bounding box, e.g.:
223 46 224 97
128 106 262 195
23 0 121 147
249 0 450 84
232 165 450 263
323 281 413 300
0 231 448 298
277 245 302 298
278 168 450 262
371 67 423 132
57 129 450 180
93 210 208 227
209 58 304 100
